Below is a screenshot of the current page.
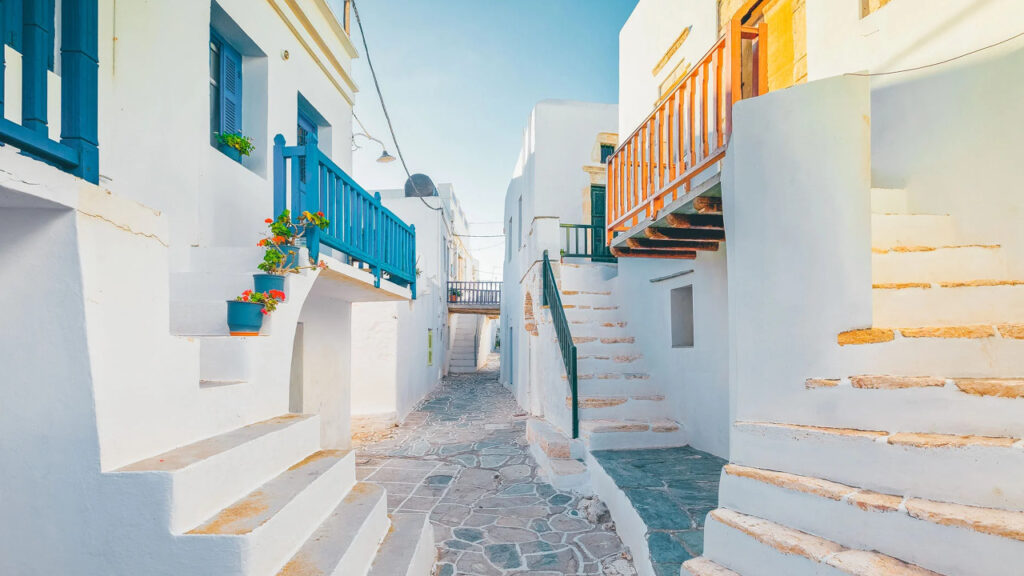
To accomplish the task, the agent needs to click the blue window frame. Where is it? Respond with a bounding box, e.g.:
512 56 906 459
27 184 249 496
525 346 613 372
600 144 614 164
297 108 318 187
210 28 243 150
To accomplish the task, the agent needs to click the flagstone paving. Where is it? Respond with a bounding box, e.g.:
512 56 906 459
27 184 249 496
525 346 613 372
355 359 637 576
590 447 726 576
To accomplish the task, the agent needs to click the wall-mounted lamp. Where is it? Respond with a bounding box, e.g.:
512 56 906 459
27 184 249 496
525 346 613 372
353 132 397 164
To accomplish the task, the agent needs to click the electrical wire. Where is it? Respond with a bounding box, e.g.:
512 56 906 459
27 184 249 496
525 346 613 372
845 31 1024 77
350 0 442 212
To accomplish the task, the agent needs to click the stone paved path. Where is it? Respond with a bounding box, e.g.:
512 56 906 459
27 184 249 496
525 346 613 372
356 360 636 576
590 448 725 576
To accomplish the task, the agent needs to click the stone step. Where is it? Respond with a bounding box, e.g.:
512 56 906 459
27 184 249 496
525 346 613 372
559 261 619 287
526 418 585 460
580 418 686 451
719 464 1024 576
170 271 276 305
564 307 626 324
802 376 1024 437
681 558 740 576
366 513 435 576
276 483 390 576
870 213 957 250
115 414 321 534
526 419 589 492
873 282 1024 326
576 352 644 373
570 394 668 420
731 421 1024 511
183 450 356 574
872 244 1007 284
703 508 940 576
171 300 235 336
870 187 911 215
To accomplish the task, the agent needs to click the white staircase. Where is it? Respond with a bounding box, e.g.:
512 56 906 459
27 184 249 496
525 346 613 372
559 262 685 451
449 314 479 373
112 414 434 576
689 188 1024 575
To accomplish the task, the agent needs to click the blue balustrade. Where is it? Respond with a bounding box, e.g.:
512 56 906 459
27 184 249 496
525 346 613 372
0 0 98 183
274 133 417 298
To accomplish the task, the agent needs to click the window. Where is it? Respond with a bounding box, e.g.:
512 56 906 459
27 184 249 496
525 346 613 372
600 144 614 164
427 329 434 366
506 217 513 261
210 28 243 151
517 196 523 250
671 285 695 348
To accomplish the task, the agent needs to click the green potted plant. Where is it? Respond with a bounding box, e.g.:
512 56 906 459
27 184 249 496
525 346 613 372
448 287 461 303
217 132 255 162
254 210 331 295
226 289 284 336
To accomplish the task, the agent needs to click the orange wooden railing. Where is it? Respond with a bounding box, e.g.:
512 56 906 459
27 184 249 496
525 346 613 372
606 18 766 237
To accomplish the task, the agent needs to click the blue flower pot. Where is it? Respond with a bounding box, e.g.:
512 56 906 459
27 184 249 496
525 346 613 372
253 273 286 298
273 244 300 270
218 142 242 162
226 300 264 336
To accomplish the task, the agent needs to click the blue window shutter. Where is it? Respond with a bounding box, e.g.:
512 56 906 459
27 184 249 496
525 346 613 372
220 42 242 135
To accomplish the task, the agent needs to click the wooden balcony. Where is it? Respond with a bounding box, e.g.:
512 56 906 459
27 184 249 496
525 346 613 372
447 281 500 315
606 18 766 259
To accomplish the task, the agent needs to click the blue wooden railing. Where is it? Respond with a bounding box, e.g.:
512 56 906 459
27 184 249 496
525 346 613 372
0 0 99 183
273 133 416 297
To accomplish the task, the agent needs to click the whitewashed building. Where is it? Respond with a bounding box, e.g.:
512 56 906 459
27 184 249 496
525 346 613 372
350 180 485 432
0 1 434 574
514 1 1024 575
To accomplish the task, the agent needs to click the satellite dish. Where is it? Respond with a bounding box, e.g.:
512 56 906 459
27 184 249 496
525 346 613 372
404 173 438 197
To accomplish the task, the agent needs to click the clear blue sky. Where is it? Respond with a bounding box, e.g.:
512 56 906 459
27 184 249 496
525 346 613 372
349 0 638 279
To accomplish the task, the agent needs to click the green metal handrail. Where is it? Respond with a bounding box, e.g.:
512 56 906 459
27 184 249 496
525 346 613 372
560 223 616 262
542 250 578 439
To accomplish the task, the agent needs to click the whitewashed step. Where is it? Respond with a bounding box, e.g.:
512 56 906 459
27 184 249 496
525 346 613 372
870 187 910 214
731 421 1024 512
872 245 1007 284
449 366 479 374
870 213 957 250
170 271 264 305
567 320 632 339
276 483 390 576
576 352 644 373
182 450 356 574
681 557 740 576
572 394 668 420
171 300 234 336
115 414 321 533
703 508 940 576
367 513 435 576
563 307 626 324
719 464 1024 576
178 246 271 274
835 328 1024 378
578 378 662 398
526 419 590 492
580 418 686 450
873 283 1024 326
802 376 1024 438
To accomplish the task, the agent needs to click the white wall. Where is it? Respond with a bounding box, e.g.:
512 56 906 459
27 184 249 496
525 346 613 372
500 101 617 410
724 74 872 427
618 0 718 135
351 195 449 425
295 287 354 449
94 0 356 258
806 0 1024 82
613 253 732 457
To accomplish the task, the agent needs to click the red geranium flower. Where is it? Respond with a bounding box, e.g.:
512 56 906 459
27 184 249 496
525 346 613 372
261 309 269 315
264 218 273 224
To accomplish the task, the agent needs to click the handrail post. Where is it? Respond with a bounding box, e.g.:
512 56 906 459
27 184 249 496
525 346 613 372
372 191 382 288
541 250 550 306
305 133 320 214
60 0 99 183
409 224 416 299
569 348 578 439
22 0 51 135
273 134 286 215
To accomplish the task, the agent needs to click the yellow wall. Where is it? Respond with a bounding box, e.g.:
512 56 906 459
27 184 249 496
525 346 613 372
762 0 807 91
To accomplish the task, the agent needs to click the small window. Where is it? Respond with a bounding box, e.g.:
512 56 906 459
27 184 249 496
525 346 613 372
427 329 434 366
517 196 523 249
600 144 614 164
507 217 513 261
210 28 243 154
671 285 694 348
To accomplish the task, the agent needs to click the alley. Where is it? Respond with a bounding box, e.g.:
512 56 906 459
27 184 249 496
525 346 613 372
355 359 637 576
